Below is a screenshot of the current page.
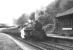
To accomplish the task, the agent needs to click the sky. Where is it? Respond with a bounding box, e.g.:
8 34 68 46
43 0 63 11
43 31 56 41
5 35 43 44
0 0 55 26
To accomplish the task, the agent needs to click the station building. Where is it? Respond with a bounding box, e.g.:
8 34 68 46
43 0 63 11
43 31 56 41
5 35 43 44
55 8 73 36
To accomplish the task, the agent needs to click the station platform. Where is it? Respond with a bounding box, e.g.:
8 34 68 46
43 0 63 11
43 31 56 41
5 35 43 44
1 33 39 50
47 34 73 40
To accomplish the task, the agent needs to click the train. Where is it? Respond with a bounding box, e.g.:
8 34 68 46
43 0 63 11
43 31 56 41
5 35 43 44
0 21 47 41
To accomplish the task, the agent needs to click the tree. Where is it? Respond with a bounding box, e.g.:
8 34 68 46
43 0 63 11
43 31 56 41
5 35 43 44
58 0 73 12
15 14 28 26
29 12 35 21
47 0 73 13
35 0 61 33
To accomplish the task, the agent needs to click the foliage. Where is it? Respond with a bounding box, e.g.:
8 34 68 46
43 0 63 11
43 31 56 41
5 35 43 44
15 14 28 26
35 0 62 32
58 0 73 12
0 24 9 28
38 0 73 26
29 12 35 21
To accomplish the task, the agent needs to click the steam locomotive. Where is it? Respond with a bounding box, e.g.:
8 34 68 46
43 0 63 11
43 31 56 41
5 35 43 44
23 21 47 41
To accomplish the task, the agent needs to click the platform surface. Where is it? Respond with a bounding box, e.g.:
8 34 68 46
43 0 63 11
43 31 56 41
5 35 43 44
47 34 73 39
0 33 38 50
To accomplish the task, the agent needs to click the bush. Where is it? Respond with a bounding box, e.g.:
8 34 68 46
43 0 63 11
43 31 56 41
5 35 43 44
1 27 21 37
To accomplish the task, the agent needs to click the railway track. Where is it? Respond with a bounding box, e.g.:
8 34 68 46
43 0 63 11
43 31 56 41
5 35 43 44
4 33 73 50
23 39 63 50
41 41 73 50
15 36 64 50
57 40 73 47
24 38 73 50
12 35 73 50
